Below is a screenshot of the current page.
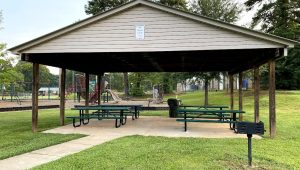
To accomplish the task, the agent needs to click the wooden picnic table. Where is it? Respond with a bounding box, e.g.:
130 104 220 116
68 106 131 128
176 109 246 131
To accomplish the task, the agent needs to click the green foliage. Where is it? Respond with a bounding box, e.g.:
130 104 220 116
85 0 130 15
161 73 173 93
190 0 242 23
85 0 188 16
245 0 300 39
129 86 144 96
110 73 124 91
156 0 187 10
0 109 84 160
245 0 300 89
261 48 300 90
129 73 145 96
0 44 24 85
15 61 58 91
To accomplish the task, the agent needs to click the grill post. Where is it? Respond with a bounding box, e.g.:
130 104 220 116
247 134 253 167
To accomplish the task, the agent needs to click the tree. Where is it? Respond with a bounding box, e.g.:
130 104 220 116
0 43 24 98
188 72 220 105
15 61 57 91
156 0 187 10
129 72 146 96
85 0 188 15
245 0 300 89
190 0 242 23
85 0 129 15
123 72 129 97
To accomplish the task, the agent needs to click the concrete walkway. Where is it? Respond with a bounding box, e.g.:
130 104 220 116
0 116 259 170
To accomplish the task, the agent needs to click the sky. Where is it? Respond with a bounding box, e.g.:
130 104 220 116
0 0 256 75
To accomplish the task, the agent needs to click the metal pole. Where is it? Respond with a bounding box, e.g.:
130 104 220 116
247 134 253 167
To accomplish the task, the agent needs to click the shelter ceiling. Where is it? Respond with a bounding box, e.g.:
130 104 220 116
23 48 280 74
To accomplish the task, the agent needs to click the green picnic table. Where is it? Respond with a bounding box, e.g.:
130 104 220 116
176 109 245 131
68 106 131 128
74 104 143 119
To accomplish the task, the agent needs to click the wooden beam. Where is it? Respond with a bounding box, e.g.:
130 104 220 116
269 59 276 138
238 72 243 121
32 63 39 132
59 68 66 126
229 74 234 110
254 67 260 123
85 73 89 113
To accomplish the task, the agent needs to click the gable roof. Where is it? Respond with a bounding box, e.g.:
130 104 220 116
9 0 299 53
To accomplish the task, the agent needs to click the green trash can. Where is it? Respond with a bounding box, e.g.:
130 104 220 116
167 98 179 118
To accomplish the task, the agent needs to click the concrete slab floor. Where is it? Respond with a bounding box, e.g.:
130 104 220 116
0 116 261 170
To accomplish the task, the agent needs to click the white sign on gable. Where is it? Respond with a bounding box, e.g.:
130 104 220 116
135 25 145 40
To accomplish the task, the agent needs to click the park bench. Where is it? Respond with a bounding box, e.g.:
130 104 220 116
67 106 130 128
176 108 245 131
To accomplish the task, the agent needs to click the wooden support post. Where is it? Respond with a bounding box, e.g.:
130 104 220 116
239 72 243 121
59 68 66 126
223 72 226 91
32 63 39 132
229 74 234 110
204 80 209 106
85 73 89 113
254 67 260 123
269 59 276 138
97 73 104 105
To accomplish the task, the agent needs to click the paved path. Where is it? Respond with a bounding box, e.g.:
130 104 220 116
0 116 259 170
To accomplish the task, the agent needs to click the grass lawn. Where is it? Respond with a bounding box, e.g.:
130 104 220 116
33 90 300 169
0 109 84 160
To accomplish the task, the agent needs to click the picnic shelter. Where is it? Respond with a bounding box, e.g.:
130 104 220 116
9 0 299 137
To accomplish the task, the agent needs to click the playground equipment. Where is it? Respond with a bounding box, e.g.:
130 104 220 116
71 74 122 103
148 85 164 106
106 89 122 102
152 85 163 104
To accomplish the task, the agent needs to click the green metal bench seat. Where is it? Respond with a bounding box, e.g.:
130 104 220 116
66 114 126 128
176 118 237 131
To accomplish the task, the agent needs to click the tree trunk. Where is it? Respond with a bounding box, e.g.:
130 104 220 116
204 80 209 106
123 72 129 98
223 72 226 91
